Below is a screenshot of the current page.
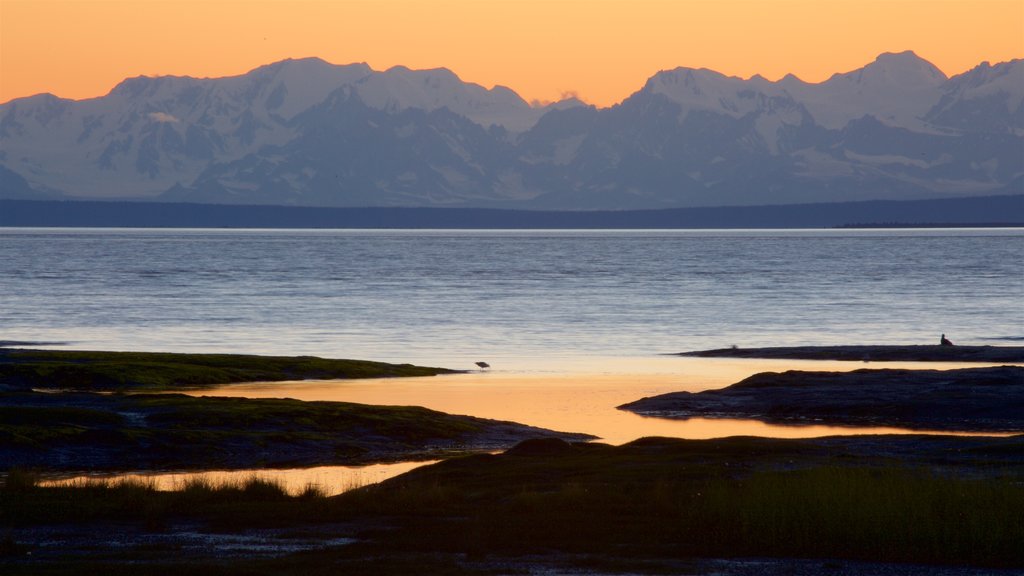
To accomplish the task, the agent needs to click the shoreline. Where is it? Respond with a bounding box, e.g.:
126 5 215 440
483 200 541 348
0 349 592 475
4 347 1024 573
4 434 1022 574
677 344 1024 363
621 365 1024 432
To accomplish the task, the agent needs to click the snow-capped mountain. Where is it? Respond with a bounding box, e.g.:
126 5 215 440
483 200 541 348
0 58 372 197
0 58 562 199
1 53 1021 208
353 66 547 132
788 51 949 130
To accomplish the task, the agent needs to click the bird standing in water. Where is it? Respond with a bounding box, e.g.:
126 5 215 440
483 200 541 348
475 361 490 369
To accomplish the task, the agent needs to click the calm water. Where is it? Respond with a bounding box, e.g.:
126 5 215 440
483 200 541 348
2 228 1021 371
9 227 1021 492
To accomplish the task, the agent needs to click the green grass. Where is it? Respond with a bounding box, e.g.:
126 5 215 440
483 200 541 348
0 349 455 392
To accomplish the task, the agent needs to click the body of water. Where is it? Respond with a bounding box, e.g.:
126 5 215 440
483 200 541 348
3 227 1021 372
10 227 1021 493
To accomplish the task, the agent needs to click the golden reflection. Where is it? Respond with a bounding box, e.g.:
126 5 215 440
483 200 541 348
40 461 436 496
189 357 1014 445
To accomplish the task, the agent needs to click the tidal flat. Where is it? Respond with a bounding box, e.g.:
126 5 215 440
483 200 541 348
0 349 591 472
2 347 1023 574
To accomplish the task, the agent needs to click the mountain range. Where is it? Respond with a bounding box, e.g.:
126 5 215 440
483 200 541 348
1 52 1021 209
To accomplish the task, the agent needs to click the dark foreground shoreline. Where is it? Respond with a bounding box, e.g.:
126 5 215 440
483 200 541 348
3 347 1024 573
3 435 1022 574
677 344 1024 363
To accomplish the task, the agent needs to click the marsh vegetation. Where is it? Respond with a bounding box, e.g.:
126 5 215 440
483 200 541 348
3 436 1023 574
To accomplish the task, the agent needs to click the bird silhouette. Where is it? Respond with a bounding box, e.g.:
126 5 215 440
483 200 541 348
475 361 490 369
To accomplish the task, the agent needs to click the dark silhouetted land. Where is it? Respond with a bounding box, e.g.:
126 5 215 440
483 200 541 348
0 391 592 472
0 348 455 393
678 344 1024 363
0 349 590 471
1 195 1021 229
4 348 1024 573
621 366 1024 432
3 435 1022 574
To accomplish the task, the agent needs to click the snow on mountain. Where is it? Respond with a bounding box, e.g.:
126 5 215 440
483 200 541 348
0 58 550 198
234 57 373 119
790 51 948 130
0 58 375 197
643 67 786 117
943 59 1024 109
1 53 1021 208
927 59 1024 134
642 51 950 131
640 67 809 154
353 66 547 132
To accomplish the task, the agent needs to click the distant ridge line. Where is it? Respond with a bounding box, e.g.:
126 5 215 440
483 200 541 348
836 222 1024 229
1 194 1021 229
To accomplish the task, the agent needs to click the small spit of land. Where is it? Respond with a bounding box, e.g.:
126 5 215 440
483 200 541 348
0 391 592 471
621 365 1024 432
677 344 1024 363
0 348 457 392
0 349 591 472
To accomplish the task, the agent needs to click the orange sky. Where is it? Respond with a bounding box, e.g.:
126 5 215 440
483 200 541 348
1 0 1022 107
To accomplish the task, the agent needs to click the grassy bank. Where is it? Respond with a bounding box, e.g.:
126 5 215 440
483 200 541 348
1 470 328 531
3 437 1023 573
0 348 455 392
342 465 1023 567
0 391 588 471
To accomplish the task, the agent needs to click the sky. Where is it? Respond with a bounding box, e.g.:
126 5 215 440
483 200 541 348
1 0 1022 107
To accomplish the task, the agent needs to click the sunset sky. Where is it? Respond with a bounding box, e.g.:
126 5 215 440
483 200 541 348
1 0 1022 107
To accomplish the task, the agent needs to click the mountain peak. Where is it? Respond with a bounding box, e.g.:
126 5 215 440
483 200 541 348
251 57 338 74
874 50 926 64
855 50 947 84
107 74 200 99
383 65 461 83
